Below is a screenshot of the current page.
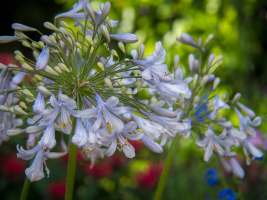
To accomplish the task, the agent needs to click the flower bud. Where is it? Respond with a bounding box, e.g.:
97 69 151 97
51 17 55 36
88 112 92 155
100 25 110 43
12 23 36 31
44 65 60 76
122 113 131 121
222 93 227 101
137 79 143 92
126 88 132 98
193 95 200 105
34 75 43 81
121 86 126 95
44 22 59 32
111 49 118 57
97 62 104 71
85 35 94 46
0 66 8 87
117 80 122 85
176 33 200 48
193 59 199 73
13 105 28 115
58 63 71 73
236 102 256 118
188 53 194 71
59 21 70 29
54 66 62 73
207 53 215 69
200 75 209 87
193 74 198 87
36 86 53 96
204 34 214 45
98 1 111 26
14 50 24 57
38 41 45 48
86 23 94 30
21 63 33 71
77 29 84 36
174 54 180 70
6 129 25 136
31 41 39 49
231 93 241 104
138 44 145 59
15 55 24 62
23 89 34 98
36 45 49 71
0 105 9 112
59 27 70 36
133 70 139 76
14 31 29 39
118 42 125 53
212 77 220 90
155 100 165 107
58 94 70 102
109 33 139 43
0 36 22 44
41 35 56 47
75 42 82 49
85 3 96 25
104 78 113 90
115 73 121 78
19 101 27 109
25 126 46 134
25 98 35 103
49 35 57 44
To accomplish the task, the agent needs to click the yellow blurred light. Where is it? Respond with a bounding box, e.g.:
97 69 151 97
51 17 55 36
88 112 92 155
99 178 116 192
119 176 131 187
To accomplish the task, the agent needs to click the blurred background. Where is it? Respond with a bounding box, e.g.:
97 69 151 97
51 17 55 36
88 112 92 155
0 0 267 199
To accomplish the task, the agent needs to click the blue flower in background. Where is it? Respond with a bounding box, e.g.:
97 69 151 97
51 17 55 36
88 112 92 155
205 168 218 186
218 189 237 200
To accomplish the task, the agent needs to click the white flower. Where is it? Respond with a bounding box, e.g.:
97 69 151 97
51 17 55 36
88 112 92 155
72 118 88 147
196 126 234 161
41 91 77 134
209 94 230 120
33 93 45 115
109 33 138 43
38 122 56 150
230 157 245 179
235 108 261 137
242 139 263 165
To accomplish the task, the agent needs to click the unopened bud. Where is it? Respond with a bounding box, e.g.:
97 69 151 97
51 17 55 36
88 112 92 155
25 97 35 103
25 126 46 134
115 73 121 78
85 35 94 46
193 59 199 73
200 75 209 87
97 62 104 71
14 50 24 57
193 74 198 87
176 33 200 48
109 33 139 43
36 86 53 96
31 41 39 49
15 55 24 62
137 79 143 92
21 63 33 71
121 86 126 95
75 42 82 49
138 44 145 60
77 29 84 36
133 70 139 76
126 88 132 98
59 21 70 29
54 66 62 73
117 80 122 85
0 36 22 44
22 41 31 48
111 49 118 57
104 78 113 90
212 77 220 90
12 23 36 32
207 53 215 69
231 93 241 104
44 22 59 32
122 112 131 121
38 41 45 48
174 54 180 70
49 35 57 44
13 105 28 115
222 93 227 101
100 25 110 43
15 31 29 39
58 63 70 72
0 105 9 112
193 95 200 105
9 107 15 114
33 51 39 59
59 27 69 36
85 3 96 25
44 65 59 76
118 42 125 53
86 23 94 30
98 1 111 26
6 129 25 136
41 35 56 47
34 75 43 81
19 101 27 109
58 94 70 102
236 102 256 118
23 89 34 97
204 34 214 45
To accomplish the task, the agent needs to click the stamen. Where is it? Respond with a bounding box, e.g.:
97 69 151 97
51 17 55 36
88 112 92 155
67 118 72 125
60 122 66 129
107 122 115 133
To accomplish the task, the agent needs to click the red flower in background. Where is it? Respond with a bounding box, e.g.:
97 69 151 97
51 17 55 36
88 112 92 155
108 154 125 170
48 181 66 199
62 149 83 165
84 162 112 179
2 156 26 180
129 139 143 152
0 53 19 66
136 163 163 189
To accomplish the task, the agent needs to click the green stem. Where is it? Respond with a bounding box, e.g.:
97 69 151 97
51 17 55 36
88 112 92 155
65 95 82 200
154 136 180 200
19 168 32 200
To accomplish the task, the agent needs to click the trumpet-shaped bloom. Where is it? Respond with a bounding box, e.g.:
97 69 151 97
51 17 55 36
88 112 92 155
38 122 56 150
72 118 88 148
196 126 234 161
33 93 45 115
